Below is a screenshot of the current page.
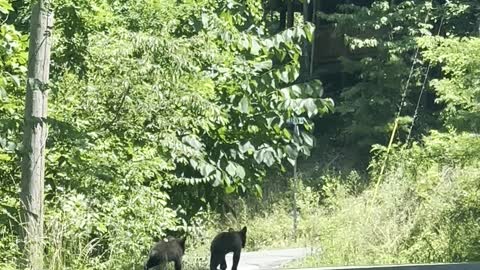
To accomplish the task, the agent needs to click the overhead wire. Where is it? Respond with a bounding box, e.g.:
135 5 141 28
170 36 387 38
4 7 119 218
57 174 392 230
406 16 445 144
369 14 445 204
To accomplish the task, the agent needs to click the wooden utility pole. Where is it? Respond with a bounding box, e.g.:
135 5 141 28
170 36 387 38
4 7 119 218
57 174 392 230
19 1 53 269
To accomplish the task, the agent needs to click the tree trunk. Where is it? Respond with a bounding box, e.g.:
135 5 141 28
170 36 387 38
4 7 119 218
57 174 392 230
303 0 311 22
309 0 318 76
19 2 53 269
287 0 294 28
279 7 286 30
302 0 310 75
477 16 480 36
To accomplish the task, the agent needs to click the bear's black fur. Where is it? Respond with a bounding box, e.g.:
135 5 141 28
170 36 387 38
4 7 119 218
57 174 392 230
209 226 247 270
144 236 186 270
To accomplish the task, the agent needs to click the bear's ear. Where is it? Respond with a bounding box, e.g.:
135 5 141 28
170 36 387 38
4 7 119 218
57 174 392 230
228 228 234 232
241 226 247 234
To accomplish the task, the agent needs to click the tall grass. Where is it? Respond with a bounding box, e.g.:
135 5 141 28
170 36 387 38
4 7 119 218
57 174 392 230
286 136 480 267
3 162 478 269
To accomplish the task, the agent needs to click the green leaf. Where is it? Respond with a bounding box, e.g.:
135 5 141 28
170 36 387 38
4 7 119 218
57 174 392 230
277 49 287 62
280 88 291 99
285 145 298 159
0 153 11 161
290 85 302 97
0 87 6 99
302 133 314 147
300 145 311 156
238 183 246 193
303 84 313 96
287 157 296 166
200 163 215 177
311 80 324 97
97 223 107 233
322 98 335 112
0 0 13 14
288 65 300 82
201 13 209 28
303 98 318 117
247 125 260 134
238 35 250 50
239 141 255 154
250 38 261 55
218 127 227 140
263 151 275 167
225 185 235 194
304 22 315 42
236 165 245 179
182 135 203 150
190 159 198 169
253 60 272 72
254 184 263 198
279 69 290 83
273 33 285 45
282 28 295 41
226 162 236 177
5 142 16 152
282 128 292 140
238 96 250 114
9 75 21 87
277 148 284 159
254 150 264 164
213 171 222 187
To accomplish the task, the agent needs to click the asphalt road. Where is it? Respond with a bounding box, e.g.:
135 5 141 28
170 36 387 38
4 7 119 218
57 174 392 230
224 248 311 270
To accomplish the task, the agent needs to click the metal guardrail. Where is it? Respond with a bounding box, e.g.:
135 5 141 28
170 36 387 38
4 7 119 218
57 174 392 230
289 263 480 270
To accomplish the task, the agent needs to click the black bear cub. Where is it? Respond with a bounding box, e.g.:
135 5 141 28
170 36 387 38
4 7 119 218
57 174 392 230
144 236 186 270
210 226 247 270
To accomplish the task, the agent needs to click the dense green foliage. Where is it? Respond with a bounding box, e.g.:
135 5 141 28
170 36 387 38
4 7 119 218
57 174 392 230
1 0 331 268
0 2 26 266
1 0 479 268
319 0 479 155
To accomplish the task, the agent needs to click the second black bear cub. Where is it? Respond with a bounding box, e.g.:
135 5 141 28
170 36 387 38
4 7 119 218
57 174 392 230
210 226 247 270
144 236 186 270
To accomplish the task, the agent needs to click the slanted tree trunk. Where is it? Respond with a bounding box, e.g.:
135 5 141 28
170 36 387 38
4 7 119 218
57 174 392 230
19 1 53 269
